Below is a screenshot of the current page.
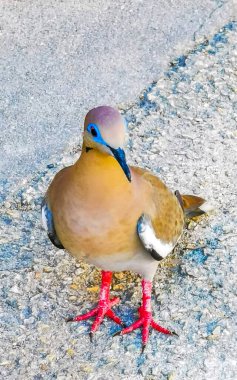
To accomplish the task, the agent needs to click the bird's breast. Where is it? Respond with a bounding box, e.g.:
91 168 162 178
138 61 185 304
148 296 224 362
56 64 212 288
53 174 148 260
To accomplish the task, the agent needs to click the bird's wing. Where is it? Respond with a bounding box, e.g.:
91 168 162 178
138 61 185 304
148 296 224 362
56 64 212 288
137 213 175 261
132 167 184 261
41 196 64 249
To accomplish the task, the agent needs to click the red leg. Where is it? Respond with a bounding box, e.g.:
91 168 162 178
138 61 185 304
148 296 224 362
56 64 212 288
67 271 123 338
114 279 175 351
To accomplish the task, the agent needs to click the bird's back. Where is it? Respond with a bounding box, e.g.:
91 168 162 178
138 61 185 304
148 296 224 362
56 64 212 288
132 167 184 245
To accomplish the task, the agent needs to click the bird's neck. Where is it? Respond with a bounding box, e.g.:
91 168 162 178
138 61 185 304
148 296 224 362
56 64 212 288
74 145 131 189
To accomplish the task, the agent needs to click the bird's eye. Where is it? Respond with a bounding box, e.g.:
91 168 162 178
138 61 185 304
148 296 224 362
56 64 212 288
90 127 98 137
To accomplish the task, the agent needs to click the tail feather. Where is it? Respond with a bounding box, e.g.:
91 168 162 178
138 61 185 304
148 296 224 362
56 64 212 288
175 191 211 218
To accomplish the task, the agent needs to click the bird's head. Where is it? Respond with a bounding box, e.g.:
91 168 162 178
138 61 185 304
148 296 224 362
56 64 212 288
83 106 131 182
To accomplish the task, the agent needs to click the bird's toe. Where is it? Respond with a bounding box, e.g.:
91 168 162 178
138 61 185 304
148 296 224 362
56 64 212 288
66 317 74 323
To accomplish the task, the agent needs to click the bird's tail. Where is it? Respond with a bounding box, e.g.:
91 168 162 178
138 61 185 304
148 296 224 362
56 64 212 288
175 191 212 218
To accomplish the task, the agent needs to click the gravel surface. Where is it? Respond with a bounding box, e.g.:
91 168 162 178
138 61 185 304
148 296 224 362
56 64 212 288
0 0 236 193
1 21 237 380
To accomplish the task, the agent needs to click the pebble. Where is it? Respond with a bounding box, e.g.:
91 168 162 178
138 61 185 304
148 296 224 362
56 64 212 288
47 354 56 362
212 326 221 336
70 283 79 290
43 267 53 273
114 273 125 280
66 348 75 357
69 296 77 301
10 285 22 294
0 361 11 367
34 272 41 279
168 373 176 380
87 286 99 292
40 364 48 371
112 284 125 291
24 317 35 325
80 364 93 373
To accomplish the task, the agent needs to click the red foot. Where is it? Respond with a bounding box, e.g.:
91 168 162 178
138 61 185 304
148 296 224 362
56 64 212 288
114 305 173 351
114 279 176 351
67 271 123 338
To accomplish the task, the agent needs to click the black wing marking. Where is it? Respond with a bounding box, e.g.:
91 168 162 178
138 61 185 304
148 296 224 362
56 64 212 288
41 197 64 249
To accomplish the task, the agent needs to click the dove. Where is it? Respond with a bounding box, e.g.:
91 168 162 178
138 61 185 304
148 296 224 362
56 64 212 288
42 105 208 351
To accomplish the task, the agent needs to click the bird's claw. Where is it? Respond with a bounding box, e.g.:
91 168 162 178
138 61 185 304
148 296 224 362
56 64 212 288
141 344 146 354
66 317 74 323
65 296 124 337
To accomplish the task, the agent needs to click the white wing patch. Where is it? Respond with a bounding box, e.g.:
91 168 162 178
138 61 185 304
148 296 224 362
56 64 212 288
41 204 48 231
137 214 175 261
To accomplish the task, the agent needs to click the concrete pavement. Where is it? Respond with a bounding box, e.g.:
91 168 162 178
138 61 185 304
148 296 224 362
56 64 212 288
0 0 236 196
0 2 237 379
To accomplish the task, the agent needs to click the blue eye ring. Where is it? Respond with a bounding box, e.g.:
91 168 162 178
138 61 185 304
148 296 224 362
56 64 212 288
86 123 107 146
87 123 99 137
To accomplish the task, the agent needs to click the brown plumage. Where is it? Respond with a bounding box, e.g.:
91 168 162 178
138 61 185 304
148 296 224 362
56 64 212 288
42 105 208 349
181 194 206 218
46 153 184 264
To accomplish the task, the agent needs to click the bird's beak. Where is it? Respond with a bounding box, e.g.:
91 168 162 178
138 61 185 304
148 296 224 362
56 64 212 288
108 146 131 182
